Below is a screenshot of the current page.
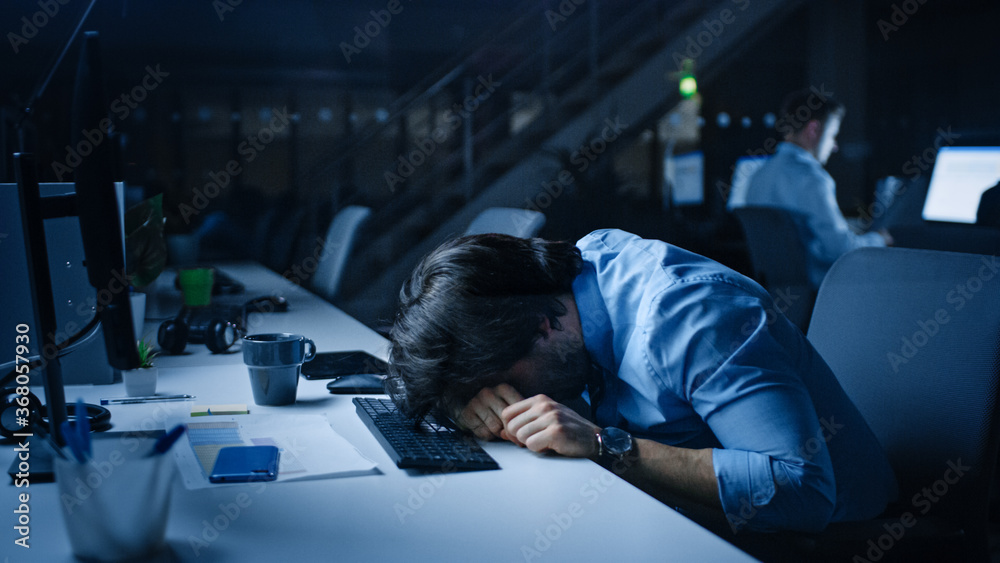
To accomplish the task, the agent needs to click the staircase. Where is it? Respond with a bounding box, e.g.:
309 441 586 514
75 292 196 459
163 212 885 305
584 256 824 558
306 0 806 328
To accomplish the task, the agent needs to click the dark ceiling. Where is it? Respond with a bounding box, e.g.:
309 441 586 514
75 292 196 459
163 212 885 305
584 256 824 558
1 0 519 107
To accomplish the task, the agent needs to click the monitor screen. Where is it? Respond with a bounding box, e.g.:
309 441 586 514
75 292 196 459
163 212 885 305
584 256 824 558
921 146 1000 224
664 150 704 207
726 155 770 210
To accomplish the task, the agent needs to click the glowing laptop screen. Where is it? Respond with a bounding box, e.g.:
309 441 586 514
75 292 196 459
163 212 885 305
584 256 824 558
922 146 1000 224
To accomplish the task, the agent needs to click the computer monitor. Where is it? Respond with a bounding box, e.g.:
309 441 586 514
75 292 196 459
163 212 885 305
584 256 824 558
921 146 1000 224
70 32 141 372
664 151 705 207
726 155 770 210
6 31 138 451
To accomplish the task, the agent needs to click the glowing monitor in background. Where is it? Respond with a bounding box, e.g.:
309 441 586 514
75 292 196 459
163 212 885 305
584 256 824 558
726 155 770 210
921 146 1000 224
665 150 705 207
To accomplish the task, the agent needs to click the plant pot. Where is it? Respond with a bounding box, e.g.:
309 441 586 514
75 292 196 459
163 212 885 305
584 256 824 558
123 367 157 397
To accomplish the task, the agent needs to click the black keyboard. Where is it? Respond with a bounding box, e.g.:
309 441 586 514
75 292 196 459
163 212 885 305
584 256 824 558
353 397 499 471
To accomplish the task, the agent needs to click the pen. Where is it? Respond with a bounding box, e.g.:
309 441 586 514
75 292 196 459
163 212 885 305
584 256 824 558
100 394 195 405
75 398 91 459
60 420 86 463
149 424 187 457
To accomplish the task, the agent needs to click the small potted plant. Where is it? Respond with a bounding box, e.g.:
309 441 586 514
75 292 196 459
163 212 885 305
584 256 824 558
122 338 159 397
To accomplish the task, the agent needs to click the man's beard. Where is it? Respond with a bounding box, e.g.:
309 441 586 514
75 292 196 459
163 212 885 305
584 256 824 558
522 332 590 402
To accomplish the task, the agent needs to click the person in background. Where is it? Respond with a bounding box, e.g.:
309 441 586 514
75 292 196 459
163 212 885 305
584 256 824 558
739 88 892 288
976 181 1000 228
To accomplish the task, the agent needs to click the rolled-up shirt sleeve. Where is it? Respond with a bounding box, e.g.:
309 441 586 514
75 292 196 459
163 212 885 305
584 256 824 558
647 283 837 533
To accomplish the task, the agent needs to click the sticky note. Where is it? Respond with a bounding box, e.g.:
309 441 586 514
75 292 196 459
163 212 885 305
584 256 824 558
191 404 249 416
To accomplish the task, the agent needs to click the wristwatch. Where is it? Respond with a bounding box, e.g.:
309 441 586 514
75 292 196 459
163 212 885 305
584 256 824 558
595 427 635 462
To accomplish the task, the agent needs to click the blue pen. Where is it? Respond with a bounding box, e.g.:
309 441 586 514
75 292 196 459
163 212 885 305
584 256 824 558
75 398 91 459
149 424 187 457
60 420 86 464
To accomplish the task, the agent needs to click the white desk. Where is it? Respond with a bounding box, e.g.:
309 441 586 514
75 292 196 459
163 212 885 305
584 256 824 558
1 264 756 562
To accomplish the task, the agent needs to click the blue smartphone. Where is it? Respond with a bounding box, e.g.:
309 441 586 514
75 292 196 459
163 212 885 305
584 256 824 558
209 445 280 483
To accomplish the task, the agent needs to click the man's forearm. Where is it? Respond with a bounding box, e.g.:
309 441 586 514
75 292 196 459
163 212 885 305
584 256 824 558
606 438 721 511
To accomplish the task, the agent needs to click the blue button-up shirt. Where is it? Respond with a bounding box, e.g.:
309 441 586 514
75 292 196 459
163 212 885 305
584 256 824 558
744 142 885 288
573 229 897 532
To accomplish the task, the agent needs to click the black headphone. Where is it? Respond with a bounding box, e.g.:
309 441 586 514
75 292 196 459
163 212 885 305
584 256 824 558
157 310 239 355
157 296 287 355
0 371 111 441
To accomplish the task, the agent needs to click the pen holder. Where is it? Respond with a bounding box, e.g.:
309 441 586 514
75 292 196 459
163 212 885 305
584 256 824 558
55 438 176 561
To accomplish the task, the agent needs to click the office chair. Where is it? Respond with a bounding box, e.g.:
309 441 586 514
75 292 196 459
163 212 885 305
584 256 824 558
732 206 815 332
262 206 306 274
464 207 546 238
311 205 372 302
800 247 1000 562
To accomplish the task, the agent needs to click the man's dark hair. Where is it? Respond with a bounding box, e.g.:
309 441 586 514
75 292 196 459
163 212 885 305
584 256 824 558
386 234 583 419
778 88 846 135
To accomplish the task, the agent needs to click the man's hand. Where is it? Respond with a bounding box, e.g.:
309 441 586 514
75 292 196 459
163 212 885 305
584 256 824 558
501 395 601 458
452 383 525 440
878 228 894 246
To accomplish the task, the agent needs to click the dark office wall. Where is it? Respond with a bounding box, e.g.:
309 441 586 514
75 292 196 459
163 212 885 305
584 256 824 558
864 0 1000 177
4 0 999 237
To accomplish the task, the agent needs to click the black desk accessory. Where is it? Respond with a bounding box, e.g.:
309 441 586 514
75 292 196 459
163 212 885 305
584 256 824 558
353 397 499 471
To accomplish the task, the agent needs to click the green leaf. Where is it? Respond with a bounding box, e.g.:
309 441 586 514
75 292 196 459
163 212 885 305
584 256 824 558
125 193 167 288
136 338 159 368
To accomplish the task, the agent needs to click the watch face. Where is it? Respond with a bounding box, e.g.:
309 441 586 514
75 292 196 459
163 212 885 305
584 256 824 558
602 427 633 457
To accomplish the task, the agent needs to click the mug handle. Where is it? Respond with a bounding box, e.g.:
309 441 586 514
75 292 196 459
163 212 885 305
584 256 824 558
302 338 317 362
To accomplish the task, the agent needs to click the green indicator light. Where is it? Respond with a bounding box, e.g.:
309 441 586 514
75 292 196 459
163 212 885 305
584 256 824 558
679 76 697 98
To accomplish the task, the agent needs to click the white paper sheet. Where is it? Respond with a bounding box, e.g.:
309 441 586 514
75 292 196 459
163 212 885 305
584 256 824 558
169 413 378 489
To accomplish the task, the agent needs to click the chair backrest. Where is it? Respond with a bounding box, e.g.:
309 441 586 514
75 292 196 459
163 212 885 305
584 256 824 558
807 247 1000 535
733 206 815 330
464 207 545 238
732 206 812 287
311 205 372 302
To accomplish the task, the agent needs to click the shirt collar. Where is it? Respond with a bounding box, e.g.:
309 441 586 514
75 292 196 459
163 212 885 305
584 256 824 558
571 264 616 375
778 141 819 164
